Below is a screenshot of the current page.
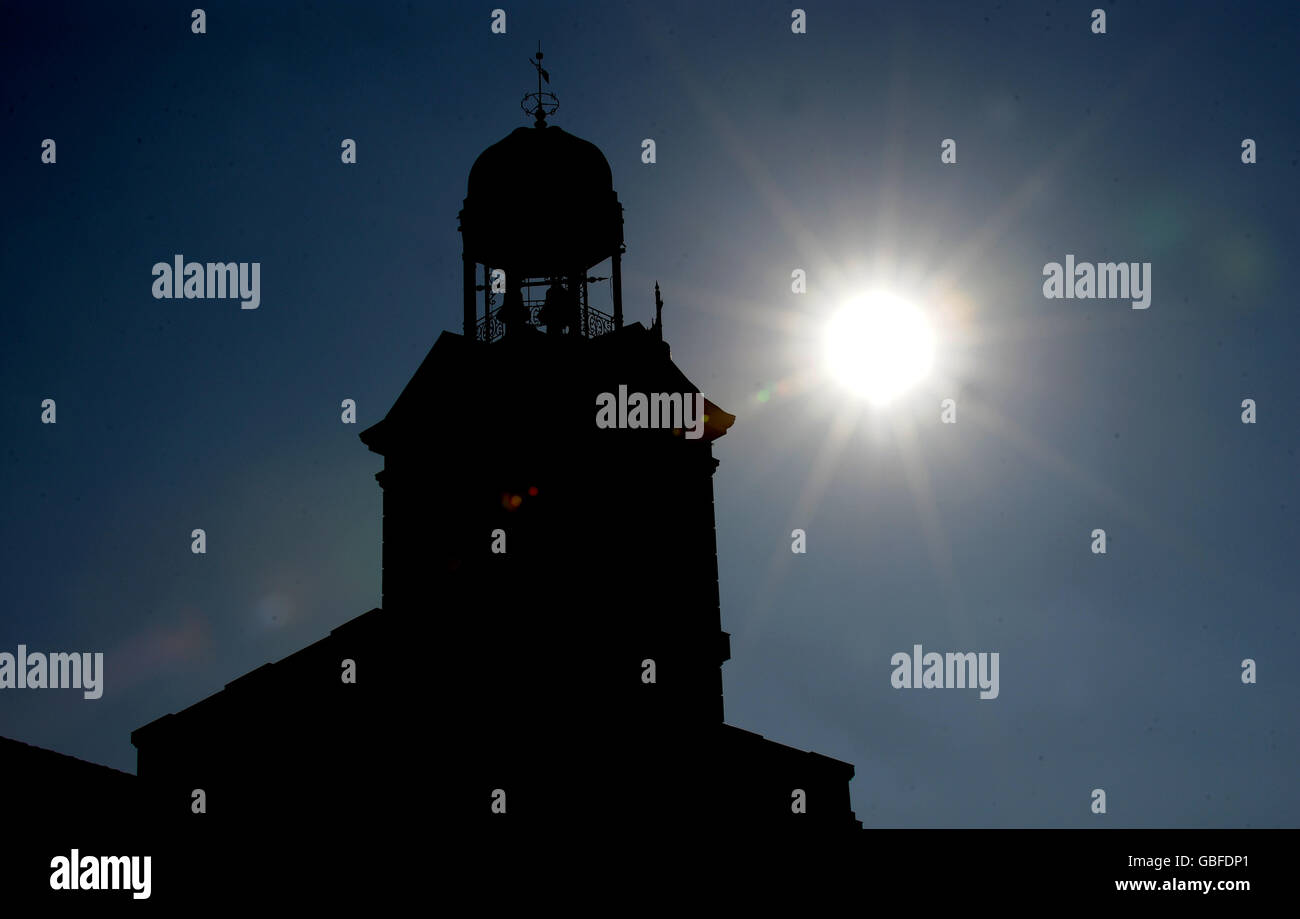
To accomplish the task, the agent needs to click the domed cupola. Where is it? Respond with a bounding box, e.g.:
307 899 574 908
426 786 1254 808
457 49 627 342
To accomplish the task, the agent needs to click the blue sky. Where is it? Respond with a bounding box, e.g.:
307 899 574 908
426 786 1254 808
2 0 1297 826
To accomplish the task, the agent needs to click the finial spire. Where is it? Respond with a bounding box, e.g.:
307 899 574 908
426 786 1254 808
522 42 559 126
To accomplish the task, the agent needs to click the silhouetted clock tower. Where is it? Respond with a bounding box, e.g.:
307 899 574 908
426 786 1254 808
132 58 859 855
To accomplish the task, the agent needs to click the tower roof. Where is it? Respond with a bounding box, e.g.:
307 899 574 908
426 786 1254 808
358 323 735 456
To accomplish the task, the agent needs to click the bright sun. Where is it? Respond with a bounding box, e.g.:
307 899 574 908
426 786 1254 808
824 290 936 405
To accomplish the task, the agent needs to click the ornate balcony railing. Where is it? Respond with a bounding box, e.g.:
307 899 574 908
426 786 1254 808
474 300 618 343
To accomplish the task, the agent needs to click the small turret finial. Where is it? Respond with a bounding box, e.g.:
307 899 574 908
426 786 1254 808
654 282 664 340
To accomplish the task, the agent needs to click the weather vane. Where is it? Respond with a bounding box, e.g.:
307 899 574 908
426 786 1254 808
522 41 559 126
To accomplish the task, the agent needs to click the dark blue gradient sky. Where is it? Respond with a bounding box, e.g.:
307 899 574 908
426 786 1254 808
2 0 1297 827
